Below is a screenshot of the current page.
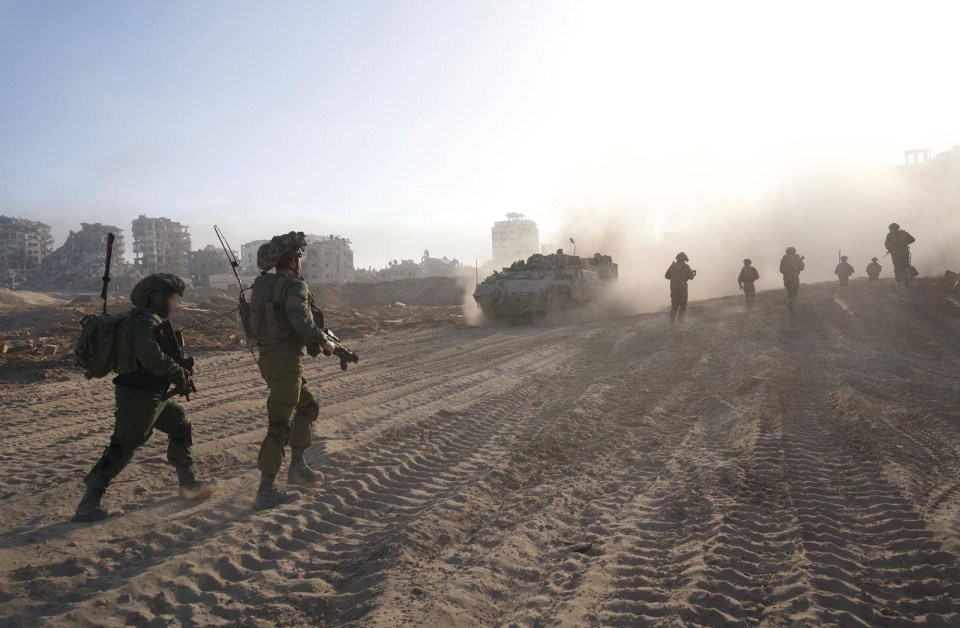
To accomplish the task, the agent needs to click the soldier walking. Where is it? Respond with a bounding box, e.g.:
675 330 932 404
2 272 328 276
866 257 882 282
665 252 696 324
779 247 805 311
74 274 217 522
738 259 759 310
835 255 854 287
249 232 337 510
885 223 916 286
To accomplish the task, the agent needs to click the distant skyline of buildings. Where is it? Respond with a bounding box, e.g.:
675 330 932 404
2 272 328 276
0 211 534 287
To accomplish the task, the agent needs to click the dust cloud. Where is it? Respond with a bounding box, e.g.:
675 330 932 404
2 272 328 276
547 160 960 316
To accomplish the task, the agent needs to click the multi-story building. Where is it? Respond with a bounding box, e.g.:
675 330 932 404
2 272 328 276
301 234 355 284
189 244 232 286
492 213 539 267
241 239 269 274
131 215 191 276
0 216 54 273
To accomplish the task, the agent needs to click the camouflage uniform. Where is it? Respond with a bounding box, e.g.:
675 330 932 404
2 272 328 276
76 274 214 522
250 271 324 475
249 233 330 508
665 254 695 323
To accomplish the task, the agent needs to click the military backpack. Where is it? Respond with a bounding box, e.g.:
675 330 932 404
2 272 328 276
74 313 127 379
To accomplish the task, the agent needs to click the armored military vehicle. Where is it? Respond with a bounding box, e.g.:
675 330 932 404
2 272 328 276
473 250 618 323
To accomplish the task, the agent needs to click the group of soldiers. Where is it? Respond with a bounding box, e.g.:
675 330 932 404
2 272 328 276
74 232 333 522
70 223 920 520
664 222 917 321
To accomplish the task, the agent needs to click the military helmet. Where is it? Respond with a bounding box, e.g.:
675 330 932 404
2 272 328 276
676 252 689 262
130 273 186 308
871 257 878 262
786 246 796 254
889 222 900 231
257 231 308 271
840 255 848 261
743 258 752 265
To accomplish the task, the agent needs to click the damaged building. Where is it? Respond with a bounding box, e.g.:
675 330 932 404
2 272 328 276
131 215 191 276
0 216 54 275
189 245 225 286
241 239 269 274
301 234 355 284
37 223 128 289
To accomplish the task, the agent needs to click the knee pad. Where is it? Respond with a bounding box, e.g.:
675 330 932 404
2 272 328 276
267 420 293 447
295 404 320 423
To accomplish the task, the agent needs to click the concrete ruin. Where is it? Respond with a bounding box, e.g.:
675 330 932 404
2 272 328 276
37 223 128 289
241 234 356 283
189 244 231 286
0 216 54 276
301 234 355 284
132 215 191 276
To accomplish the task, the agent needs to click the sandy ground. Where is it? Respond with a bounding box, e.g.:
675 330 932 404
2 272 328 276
1 278 960 626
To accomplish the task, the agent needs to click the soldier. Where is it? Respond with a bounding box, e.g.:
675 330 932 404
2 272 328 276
885 223 916 287
834 255 854 287
738 258 760 310
249 232 337 510
779 247 805 311
866 257 882 282
74 274 217 522
665 252 696 324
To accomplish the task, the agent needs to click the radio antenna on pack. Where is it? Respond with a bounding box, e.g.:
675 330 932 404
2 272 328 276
214 225 246 301
100 233 116 314
214 225 254 349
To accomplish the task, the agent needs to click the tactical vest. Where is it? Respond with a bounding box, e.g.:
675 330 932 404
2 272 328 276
250 274 297 345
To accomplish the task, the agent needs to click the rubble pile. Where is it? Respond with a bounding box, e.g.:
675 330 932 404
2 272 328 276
37 223 130 289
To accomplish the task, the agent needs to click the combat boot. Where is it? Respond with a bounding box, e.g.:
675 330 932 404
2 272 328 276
287 448 322 486
176 466 219 500
255 473 301 510
72 486 118 523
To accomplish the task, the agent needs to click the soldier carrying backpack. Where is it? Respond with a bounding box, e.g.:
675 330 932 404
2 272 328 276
779 247 805 311
72 273 218 522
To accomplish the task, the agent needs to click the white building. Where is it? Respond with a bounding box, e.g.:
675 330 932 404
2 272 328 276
240 239 269 273
301 234 355 284
492 213 539 267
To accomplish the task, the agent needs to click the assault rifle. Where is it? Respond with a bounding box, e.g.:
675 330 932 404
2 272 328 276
307 305 360 370
155 319 197 400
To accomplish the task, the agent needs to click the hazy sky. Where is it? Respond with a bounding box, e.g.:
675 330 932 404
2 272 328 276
1 0 958 267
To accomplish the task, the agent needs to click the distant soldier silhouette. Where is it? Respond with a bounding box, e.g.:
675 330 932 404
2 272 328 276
665 252 696 324
885 223 916 286
779 247 805 311
834 256 854 287
738 259 759 310
866 257 882 282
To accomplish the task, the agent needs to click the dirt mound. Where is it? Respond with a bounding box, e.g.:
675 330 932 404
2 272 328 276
312 277 468 308
0 289 62 307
